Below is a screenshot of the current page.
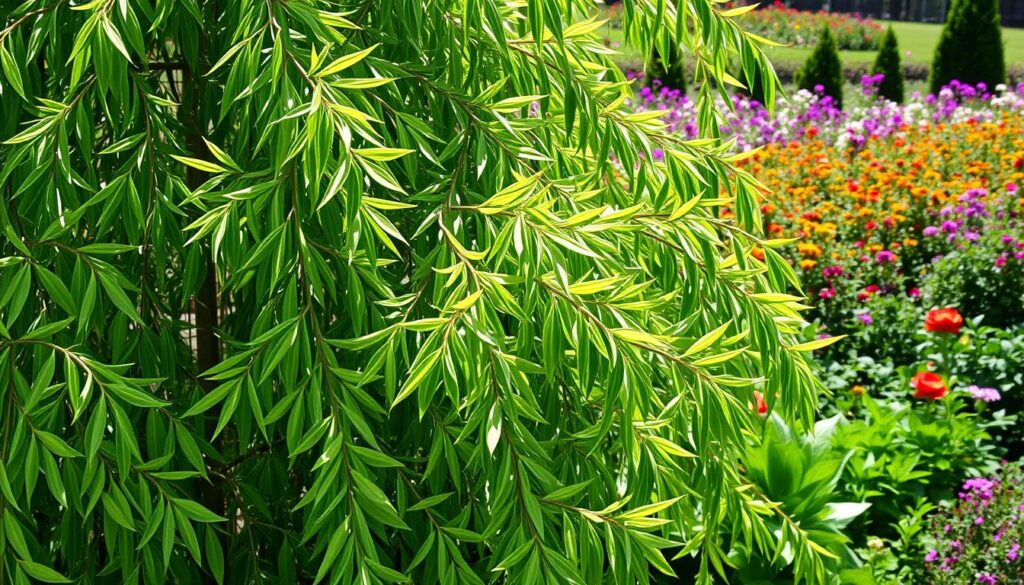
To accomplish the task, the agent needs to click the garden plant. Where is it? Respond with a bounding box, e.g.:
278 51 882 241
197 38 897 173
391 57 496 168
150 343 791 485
931 0 1006 92
871 26 903 104
795 24 845 108
0 0 859 584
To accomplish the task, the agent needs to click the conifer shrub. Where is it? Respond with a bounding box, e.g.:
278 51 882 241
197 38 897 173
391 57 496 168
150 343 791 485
931 0 1005 93
872 26 905 103
796 24 845 108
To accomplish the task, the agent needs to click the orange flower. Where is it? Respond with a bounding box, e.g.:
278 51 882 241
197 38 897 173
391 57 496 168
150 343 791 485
924 308 964 335
911 372 948 400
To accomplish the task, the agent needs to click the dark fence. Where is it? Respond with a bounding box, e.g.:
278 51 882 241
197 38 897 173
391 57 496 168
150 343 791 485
778 0 1024 26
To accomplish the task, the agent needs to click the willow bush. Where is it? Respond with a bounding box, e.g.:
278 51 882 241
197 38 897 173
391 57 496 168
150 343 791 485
0 0 833 583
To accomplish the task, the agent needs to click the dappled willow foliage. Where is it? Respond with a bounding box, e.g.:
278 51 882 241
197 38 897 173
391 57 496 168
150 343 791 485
0 0 835 583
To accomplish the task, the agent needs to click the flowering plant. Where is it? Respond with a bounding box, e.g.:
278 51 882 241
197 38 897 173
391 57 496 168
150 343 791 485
912 371 949 400
736 2 884 51
926 308 965 335
922 465 1024 584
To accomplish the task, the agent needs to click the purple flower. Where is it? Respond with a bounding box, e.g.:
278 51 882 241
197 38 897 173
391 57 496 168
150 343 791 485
964 231 981 242
967 385 1001 403
857 312 873 326
925 549 939 563
975 572 997 585
1009 543 1020 561
923 226 940 237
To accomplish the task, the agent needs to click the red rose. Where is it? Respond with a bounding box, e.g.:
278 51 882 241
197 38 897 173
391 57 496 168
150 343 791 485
753 391 768 415
911 371 948 400
925 308 964 334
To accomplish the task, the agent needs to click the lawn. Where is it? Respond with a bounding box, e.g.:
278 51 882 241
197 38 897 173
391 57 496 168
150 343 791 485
605 19 1024 67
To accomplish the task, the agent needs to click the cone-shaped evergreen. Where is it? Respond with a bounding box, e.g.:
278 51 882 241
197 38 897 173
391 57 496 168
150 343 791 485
796 24 845 108
871 27 905 103
930 0 1005 93
646 43 687 93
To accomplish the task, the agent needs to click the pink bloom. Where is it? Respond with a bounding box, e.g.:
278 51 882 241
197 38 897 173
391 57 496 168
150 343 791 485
875 250 896 263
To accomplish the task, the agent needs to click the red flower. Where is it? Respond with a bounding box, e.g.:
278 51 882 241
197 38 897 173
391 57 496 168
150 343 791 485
911 371 948 400
925 308 964 334
753 391 768 415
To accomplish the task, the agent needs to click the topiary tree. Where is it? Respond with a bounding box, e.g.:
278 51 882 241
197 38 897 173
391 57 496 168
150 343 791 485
871 26 904 103
646 41 687 93
0 1 835 584
796 24 845 108
930 0 1005 93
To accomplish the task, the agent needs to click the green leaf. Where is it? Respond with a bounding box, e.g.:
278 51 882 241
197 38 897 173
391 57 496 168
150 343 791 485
172 498 228 523
97 271 143 324
36 431 83 458
18 561 72 583
315 43 379 77
171 154 229 174
789 335 846 352
0 44 27 101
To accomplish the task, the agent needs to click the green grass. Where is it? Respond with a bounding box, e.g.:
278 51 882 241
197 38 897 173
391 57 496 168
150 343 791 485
604 20 1024 68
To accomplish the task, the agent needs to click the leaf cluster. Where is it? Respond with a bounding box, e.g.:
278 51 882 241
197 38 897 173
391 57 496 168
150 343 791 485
0 0 832 583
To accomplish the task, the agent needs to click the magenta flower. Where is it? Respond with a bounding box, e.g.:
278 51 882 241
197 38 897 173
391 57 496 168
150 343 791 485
875 250 896 263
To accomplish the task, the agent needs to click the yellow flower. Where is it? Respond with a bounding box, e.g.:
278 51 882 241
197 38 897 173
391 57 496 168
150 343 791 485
851 385 866 396
799 259 818 270
797 242 823 258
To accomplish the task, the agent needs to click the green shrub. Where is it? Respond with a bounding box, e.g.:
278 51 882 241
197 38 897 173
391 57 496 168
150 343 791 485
930 0 1005 93
730 415 872 583
796 24 845 108
871 26 904 103
646 42 687 93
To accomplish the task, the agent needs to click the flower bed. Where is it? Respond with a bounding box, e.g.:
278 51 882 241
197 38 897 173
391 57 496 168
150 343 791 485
736 2 884 50
628 78 1024 581
922 468 1024 583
